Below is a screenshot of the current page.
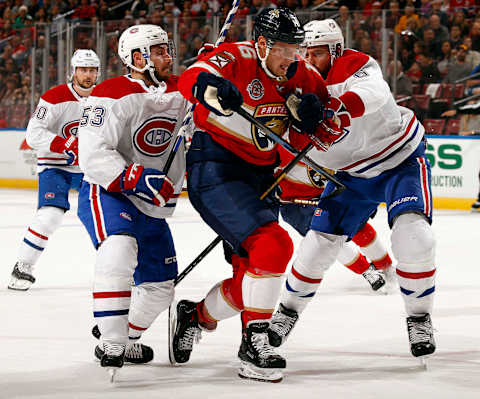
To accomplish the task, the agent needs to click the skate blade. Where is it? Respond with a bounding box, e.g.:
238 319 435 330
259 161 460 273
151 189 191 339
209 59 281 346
107 367 118 383
418 355 430 370
7 279 32 291
168 300 178 365
238 361 283 383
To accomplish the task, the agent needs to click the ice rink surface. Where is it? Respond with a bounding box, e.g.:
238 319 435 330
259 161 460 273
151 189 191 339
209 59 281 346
0 189 479 399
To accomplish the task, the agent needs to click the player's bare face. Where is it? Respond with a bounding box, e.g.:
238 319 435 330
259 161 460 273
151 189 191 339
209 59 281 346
150 44 173 81
73 67 98 90
267 42 301 77
305 46 331 75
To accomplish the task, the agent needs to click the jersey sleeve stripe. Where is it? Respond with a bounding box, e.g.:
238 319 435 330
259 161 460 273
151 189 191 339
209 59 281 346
187 62 224 77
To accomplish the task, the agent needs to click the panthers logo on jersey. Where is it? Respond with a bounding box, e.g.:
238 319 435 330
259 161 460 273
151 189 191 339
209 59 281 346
133 116 176 157
62 120 80 138
307 166 334 190
252 104 288 151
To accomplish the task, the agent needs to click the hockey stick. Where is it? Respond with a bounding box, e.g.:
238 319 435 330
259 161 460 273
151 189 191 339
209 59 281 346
167 0 242 174
236 106 346 199
173 142 313 287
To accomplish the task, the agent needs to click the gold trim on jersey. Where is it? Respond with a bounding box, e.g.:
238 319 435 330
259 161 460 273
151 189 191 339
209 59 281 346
251 103 288 152
207 116 255 145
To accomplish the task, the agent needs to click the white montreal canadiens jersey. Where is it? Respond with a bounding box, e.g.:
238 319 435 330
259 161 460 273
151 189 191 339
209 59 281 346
78 75 187 219
310 50 424 178
27 83 86 173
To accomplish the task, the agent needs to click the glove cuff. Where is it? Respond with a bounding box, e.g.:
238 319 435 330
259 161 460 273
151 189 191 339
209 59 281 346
49 136 66 153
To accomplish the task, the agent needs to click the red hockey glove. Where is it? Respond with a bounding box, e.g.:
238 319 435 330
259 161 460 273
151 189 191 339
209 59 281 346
50 135 78 165
120 163 174 207
308 118 343 152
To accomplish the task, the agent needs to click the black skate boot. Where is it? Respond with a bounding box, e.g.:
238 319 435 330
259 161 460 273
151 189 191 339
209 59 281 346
238 320 286 383
168 300 202 364
362 264 386 291
267 303 299 347
8 262 35 291
406 313 436 357
95 342 153 364
99 343 125 382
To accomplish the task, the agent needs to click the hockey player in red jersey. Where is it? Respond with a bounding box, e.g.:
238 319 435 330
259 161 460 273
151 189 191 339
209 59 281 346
268 19 437 361
170 8 337 382
8 49 100 291
77 25 186 379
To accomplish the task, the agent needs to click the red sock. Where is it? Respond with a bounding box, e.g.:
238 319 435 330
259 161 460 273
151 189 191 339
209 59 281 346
344 253 370 274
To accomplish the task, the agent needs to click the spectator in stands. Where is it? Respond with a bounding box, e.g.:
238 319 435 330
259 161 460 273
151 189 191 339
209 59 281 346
395 4 420 34
463 36 480 67
420 0 432 16
422 27 442 59
0 19 15 40
470 21 480 52
417 52 442 85
407 61 422 84
444 44 472 83
452 10 469 37
428 14 449 45
388 59 413 96
12 4 29 29
437 40 454 77
0 75 19 106
400 46 415 70
72 0 96 21
249 0 264 15
449 25 463 49
430 0 448 26
442 100 480 135
386 1 401 30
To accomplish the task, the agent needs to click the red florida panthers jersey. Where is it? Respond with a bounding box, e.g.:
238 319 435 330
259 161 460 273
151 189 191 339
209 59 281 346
178 40 329 166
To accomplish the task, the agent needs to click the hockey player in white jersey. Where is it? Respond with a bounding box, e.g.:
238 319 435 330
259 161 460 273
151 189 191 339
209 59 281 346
269 19 436 360
8 49 100 291
76 24 186 379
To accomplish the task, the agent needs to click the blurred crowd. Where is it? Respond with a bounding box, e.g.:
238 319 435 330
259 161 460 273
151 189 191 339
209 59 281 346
2 0 480 133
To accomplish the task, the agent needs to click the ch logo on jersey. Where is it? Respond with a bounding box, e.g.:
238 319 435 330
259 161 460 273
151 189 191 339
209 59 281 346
247 79 264 100
62 120 80 138
252 104 288 151
133 117 176 157
307 166 334 190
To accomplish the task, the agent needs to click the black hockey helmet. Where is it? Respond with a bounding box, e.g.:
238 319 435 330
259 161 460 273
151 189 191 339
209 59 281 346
254 8 305 45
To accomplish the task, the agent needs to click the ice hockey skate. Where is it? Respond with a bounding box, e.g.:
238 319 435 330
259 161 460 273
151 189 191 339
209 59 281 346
238 320 286 383
362 264 385 291
95 342 153 364
378 265 397 294
406 313 436 367
8 262 35 291
169 300 202 365
98 343 125 382
267 303 299 348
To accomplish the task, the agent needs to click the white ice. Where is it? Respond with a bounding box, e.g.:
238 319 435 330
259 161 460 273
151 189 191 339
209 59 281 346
0 189 479 399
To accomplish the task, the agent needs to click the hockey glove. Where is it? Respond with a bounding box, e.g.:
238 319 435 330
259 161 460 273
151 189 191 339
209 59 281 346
285 93 333 135
193 72 243 117
120 163 174 207
308 118 343 152
50 135 78 165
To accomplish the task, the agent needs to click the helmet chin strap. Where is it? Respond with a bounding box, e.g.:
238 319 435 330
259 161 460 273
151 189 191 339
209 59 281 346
255 42 283 82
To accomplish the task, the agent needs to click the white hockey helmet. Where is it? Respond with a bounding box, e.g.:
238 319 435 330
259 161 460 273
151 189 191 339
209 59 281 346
303 19 344 65
70 49 100 81
118 24 171 86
